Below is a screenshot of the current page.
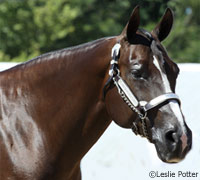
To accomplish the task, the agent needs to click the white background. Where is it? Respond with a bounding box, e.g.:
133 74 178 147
1 63 200 180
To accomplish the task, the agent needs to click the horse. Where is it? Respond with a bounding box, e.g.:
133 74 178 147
0 6 192 180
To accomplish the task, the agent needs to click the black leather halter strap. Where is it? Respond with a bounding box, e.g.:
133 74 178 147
103 42 181 142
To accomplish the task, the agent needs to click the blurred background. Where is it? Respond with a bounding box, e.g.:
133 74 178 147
0 0 199 63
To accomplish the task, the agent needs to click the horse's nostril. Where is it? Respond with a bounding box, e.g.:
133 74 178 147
165 130 178 143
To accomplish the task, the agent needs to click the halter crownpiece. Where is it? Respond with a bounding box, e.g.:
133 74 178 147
109 43 121 77
104 42 181 141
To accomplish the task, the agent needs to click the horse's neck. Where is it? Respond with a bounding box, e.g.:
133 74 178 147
27 37 116 163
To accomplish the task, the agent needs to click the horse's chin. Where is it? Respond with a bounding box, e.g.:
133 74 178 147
157 152 183 163
154 143 187 164
165 158 182 163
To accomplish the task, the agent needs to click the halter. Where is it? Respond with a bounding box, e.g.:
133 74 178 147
104 42 181 142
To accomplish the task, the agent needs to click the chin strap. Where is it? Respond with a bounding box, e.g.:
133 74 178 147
104 43 181 142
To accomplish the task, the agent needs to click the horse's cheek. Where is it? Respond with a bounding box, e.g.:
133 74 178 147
105 87 135 128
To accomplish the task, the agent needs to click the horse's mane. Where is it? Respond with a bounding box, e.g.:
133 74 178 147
1 37 114 73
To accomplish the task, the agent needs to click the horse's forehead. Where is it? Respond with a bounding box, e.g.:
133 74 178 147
128 45 152 63
126 31 154 60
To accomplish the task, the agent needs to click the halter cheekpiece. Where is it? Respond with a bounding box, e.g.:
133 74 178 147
105 42 181 142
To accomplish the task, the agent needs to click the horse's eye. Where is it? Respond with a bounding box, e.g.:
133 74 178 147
131 68 148 80
131 69 143 79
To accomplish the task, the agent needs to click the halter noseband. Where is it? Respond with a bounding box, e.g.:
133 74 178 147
104 43 180 142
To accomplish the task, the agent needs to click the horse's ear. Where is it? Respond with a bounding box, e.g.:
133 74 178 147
152 8 174 42
121 5 140 42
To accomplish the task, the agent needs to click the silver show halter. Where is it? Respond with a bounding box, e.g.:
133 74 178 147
107 43 181 141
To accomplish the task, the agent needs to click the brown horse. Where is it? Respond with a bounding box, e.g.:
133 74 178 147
0 6 192 180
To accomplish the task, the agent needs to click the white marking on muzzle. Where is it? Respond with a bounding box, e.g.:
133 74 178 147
153 56 186 135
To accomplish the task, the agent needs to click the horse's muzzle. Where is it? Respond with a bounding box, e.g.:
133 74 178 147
152 124 192 163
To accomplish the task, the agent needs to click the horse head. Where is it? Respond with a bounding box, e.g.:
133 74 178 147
105 6 192 163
